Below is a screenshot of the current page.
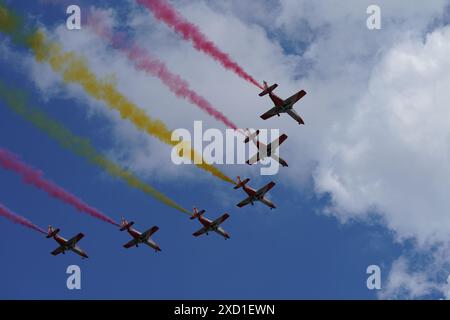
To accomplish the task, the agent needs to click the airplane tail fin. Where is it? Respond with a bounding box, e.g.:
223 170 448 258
259 82 278 97
120 218 135 231
190 207 206 220
234 176 250 189
46 226 60 238
244 129 260 143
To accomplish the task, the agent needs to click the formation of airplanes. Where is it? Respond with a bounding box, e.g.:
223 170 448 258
39 81 306 259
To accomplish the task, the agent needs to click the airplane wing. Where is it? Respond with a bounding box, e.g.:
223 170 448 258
67 233 84 247
211 213 230 227
267 134 288 151
284 90 307 106
123 238 139 248
261 198 276 209
287 109 305 125
260 106 281 120
276 134 288 146
255 181 276 197
193 226 209 237
51 246 65 256
236 196 253 208
145 240 161 252
141 226 159 240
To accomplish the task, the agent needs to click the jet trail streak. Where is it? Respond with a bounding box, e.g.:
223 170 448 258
88 12 239 130
0 148 120 226
0 4 235 185
0 202 46 234
0 80 191 215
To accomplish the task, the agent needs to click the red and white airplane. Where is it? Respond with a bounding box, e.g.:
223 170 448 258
259 81 307 125
120 218 161 252
190 208 230 239
244 129 289 167
234 176 276 209
46 226 88 259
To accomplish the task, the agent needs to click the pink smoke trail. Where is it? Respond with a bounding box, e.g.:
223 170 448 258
0 148 119 227
0 202 46 234
136 0 264 90
87 12 239 130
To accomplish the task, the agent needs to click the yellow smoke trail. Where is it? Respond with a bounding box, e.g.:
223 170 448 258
0 79 191 215
0 3 234 184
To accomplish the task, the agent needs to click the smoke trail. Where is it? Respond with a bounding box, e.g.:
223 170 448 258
0 80 191 215
0 148 120 226
0 202 46 234
137 0 263 90
88 12 239 130
0 4 235 185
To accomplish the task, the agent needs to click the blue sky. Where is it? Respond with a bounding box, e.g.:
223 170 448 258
1 0 449 299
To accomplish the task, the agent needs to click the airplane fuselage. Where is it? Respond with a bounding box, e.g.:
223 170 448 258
269 93 294 113
243 185 257 198
279 101 294 113
53 235 69 247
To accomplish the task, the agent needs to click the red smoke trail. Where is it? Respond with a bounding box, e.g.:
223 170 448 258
0 202 46 234
129 45 241 129
0 148 119 227
137 0 264 90
87 13 239 130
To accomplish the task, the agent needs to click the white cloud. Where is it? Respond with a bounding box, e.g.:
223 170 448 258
314 26 450 246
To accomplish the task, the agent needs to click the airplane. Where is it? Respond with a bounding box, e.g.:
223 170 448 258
46 226 88 259
190 208 230 239
259 81 307 125
119 218 161 252
234 176 276 209
244 129 289 167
